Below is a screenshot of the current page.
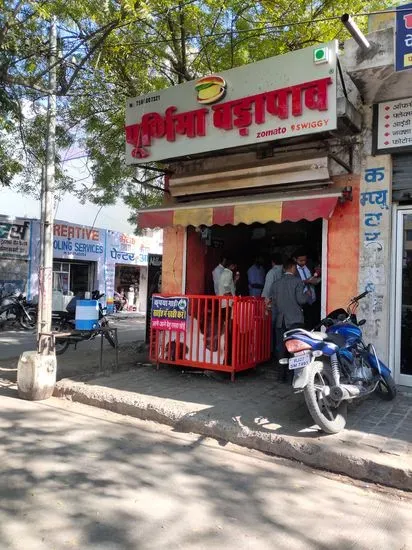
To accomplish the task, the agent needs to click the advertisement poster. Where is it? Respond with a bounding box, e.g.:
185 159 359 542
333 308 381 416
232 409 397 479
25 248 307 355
145 253 163 342
0 219 30 258
151 296 188 331
107 231 151 265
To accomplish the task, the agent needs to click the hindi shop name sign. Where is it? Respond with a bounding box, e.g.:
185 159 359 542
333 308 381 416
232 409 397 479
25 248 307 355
125 42 337 163
151 296 188 332
396 2 412 72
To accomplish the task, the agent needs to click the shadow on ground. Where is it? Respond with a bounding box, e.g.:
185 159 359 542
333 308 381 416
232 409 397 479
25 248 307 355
0 385 410 550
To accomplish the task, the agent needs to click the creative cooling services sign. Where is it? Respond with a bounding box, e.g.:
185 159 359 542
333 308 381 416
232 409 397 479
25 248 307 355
125 42 338 163
53 221 105 260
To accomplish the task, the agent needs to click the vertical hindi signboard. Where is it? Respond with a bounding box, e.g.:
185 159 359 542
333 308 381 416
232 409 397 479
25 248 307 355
396 2 412 72
358 156 392 363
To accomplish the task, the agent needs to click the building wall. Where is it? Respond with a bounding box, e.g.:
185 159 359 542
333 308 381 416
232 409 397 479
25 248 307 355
327 175 360 313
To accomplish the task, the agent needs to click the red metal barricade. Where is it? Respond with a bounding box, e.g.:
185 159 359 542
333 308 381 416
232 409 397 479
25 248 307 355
150 295 271 381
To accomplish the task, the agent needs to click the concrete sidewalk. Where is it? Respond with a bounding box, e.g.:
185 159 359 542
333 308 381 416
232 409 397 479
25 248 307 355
54 362 412 491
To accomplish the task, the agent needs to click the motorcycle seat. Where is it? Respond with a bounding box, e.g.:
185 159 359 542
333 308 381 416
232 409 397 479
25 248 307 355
52 310 72 319
285 328 328 341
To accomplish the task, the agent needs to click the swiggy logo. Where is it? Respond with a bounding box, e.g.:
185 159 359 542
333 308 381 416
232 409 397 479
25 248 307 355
195 75 226 105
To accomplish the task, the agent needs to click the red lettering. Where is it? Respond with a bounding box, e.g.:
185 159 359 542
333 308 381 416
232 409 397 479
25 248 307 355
68 226 75 238
92 230 99 241
127 107 208 159
126 77 332 156
60 224 68 238
54 224 61 236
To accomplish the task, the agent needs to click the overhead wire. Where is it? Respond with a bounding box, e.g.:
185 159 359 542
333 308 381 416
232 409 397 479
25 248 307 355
71 7 406 50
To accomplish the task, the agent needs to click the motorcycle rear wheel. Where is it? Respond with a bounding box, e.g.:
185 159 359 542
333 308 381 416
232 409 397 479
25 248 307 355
304 361 348 434
55 339 70 355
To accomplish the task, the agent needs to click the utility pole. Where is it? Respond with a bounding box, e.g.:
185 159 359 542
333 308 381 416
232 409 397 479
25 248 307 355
37 16 57 354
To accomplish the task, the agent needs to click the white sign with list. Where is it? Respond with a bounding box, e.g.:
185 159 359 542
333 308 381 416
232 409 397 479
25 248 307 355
375 97 412 153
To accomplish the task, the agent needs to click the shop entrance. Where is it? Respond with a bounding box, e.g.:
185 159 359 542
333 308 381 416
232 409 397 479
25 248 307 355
204 219 322 293
52 260 95 296
115 264 140 309
394 209 412 387
207 220 323 312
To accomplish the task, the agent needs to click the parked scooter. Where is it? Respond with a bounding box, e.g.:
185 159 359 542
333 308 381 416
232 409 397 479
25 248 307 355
52 291 116 355
282 291 396 434
0 293 37 330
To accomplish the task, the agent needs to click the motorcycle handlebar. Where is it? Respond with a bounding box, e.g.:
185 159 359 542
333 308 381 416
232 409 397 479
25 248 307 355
352 290 369 302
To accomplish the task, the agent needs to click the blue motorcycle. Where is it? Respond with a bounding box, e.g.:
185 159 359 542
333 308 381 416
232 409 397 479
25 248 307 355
282 291 396 434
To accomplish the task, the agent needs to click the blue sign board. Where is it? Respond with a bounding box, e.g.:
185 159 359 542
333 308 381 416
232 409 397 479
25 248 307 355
396 3 412 72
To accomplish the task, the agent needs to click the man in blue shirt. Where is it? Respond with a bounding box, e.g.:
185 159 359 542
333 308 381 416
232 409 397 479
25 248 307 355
247 256 265 297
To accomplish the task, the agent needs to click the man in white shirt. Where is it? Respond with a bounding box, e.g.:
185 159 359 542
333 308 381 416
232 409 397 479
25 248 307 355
294 250 320 329
217 261 237 365
212 256 227 295
218 261 236 308
247 256 265 297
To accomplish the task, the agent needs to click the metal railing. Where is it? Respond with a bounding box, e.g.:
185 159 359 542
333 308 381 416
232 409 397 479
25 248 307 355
150 295 271 381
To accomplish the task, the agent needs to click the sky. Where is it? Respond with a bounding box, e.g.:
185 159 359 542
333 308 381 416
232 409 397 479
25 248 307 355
2 152 137 234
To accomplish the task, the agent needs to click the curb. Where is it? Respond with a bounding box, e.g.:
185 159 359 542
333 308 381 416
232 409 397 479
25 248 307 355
54 379 412 492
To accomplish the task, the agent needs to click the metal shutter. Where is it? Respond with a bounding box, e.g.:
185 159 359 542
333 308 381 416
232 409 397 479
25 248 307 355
393 154 412 201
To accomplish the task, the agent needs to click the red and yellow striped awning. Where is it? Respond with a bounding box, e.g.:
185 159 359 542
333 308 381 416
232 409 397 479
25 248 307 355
138 192 341 229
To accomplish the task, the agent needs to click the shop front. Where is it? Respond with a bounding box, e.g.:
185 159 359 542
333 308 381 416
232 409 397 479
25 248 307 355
126 41 363 375
28 219 163 313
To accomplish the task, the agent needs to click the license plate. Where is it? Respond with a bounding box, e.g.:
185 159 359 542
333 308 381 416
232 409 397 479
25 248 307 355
289 353 312 370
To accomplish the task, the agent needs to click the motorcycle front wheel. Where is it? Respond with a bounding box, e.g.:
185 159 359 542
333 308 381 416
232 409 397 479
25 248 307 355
376 373 397 401
19 308 37 330
19 310 36 330
304 360 348 434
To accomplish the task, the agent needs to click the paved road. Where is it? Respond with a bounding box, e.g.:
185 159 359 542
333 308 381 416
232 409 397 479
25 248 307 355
0 388 410 550
0 316 145 359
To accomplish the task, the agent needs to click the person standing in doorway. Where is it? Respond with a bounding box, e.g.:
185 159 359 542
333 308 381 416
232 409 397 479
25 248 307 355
247 256 265 297
218 260 237 308
294 250 320 329
262 254 284 357
212 256 227 295
270 258 310 380
262 254 283 300
218 260 237 365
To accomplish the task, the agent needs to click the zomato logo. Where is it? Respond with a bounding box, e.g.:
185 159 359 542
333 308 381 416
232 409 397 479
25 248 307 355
195 75 226 105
